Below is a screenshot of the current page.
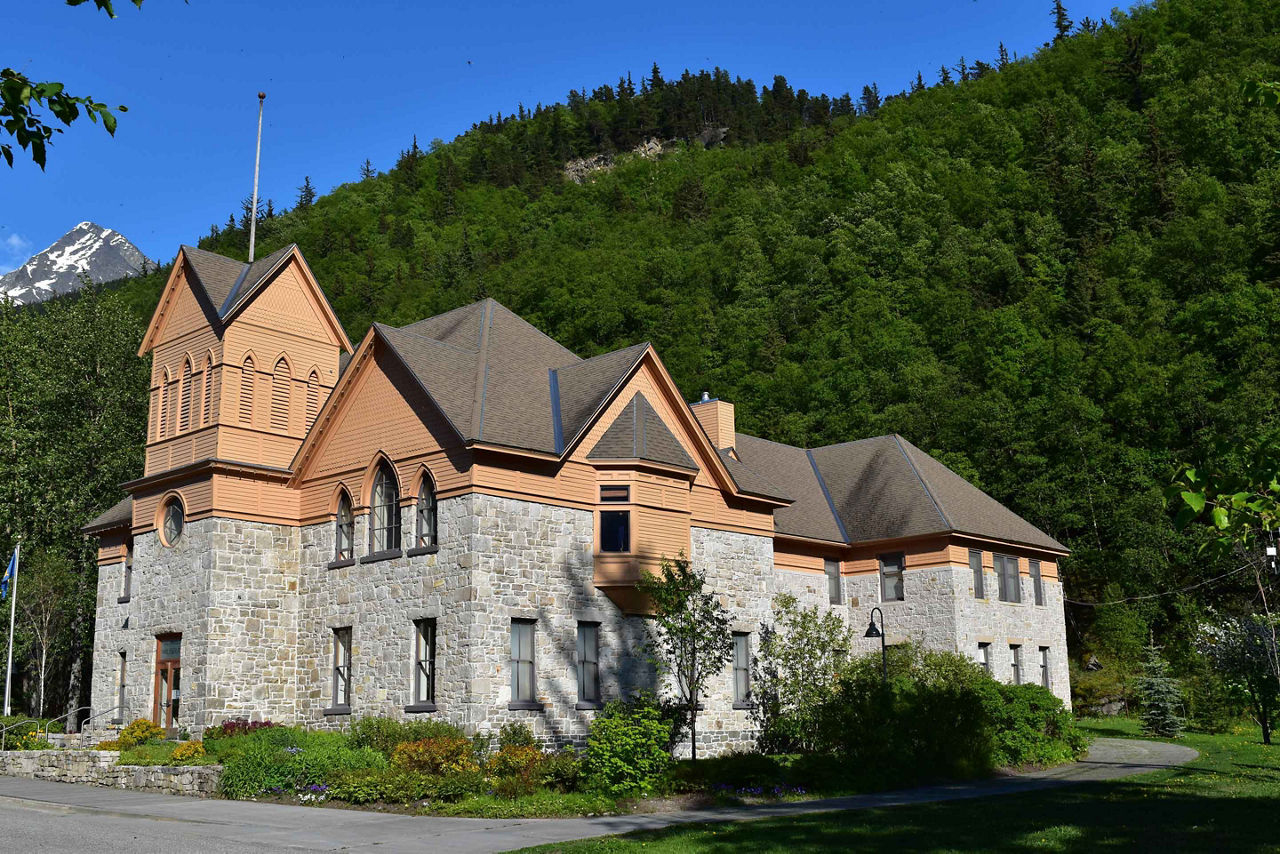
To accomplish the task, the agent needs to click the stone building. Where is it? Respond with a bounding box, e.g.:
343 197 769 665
84 243 1070 752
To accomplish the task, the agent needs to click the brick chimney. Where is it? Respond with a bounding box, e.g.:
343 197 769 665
690 392 735 450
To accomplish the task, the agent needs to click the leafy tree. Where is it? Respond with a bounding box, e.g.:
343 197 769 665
1198 612 1280 744
637 554 732 762
1136 640 1185 738
16 550 72 717
753 593 851 752
1 0 140 169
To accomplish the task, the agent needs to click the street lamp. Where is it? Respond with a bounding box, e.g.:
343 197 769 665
864 606 887 685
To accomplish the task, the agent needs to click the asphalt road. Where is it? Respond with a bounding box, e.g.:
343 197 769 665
0 738 1199 854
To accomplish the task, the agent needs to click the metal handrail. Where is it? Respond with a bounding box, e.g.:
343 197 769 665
78 705 123 737
39 705 95 741
0 718 41 751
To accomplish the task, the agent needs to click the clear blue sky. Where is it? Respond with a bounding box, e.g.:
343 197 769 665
1 0 1120 271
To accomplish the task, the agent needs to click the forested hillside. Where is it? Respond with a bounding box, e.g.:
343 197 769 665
6 0 1280 716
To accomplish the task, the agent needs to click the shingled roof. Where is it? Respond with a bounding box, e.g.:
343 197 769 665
83 496 132 533
181 243 295 318
588 393 698 471
735 432 1065 551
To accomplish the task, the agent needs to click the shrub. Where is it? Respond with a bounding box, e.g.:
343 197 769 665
585 697 672 797
217 727 386 799
171 740 207 764
989 683 1088 766
539 748 582 793
428 769 487 801
497 722 537 749
204 718 279 741
488 743 544 777
118 718 165 750
391 736 479 775
493 774 539 799
349 716 466 757
96 738 122 750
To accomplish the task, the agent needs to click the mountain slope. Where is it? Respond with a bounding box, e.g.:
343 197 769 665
1 222 151 304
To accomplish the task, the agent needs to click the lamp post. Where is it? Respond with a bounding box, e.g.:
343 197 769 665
864 606 887 685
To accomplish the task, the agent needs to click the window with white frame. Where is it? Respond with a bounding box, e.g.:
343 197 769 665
335 491 354 562
1039 646 1050 689
415 473 437 549
1010 644 1023 685
825 559 842 605
369 462 401 553
412 619 436 707
120 542 133 602
978 641 992 674
115 651 127 723
331 627 352 709
879 552 904 602
576 622 600 706
510 620 538 707
733 632 752 707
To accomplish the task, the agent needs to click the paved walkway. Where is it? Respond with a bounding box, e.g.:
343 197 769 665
0 738 1197 854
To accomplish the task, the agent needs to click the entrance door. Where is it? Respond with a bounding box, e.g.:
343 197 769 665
153 634 181 731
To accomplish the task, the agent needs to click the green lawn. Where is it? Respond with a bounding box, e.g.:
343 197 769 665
518 718 1280 853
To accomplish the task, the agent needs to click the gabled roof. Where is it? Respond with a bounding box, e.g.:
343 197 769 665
83 496 132 533
554 343 650 453
588 393 698 471
749 433 1065 552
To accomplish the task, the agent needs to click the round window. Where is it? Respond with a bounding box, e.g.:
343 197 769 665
161 499 185 546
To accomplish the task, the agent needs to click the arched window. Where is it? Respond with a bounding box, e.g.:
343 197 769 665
334 490 354 562
158 368 171 438
415 471 437 549
305 370 320 430
160 497 185 546
201 355 214 425
369 462 401 553
239 356 256 425
270 358 291 432
178 358 194 432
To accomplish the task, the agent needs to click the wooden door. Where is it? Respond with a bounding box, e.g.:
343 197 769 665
153 634 182 731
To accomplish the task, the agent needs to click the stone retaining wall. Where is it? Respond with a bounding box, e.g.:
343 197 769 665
0 750 221 797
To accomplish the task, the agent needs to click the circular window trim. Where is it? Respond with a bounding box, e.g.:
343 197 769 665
157 493 186 547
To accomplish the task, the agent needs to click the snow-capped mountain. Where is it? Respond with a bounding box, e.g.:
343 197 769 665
0 222 152 305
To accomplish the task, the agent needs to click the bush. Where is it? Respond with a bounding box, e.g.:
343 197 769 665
539 748 582 793
349 716 467 757
204 718 279 741
497 722 537 749
217 727 386 799
96 738 122 750
488 743 544 777
117 718 165 750
989 683 1089 766
585 697 672 797
171 740 207 763
391 736 479 775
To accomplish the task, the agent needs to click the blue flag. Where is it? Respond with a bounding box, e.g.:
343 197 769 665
0 549 14 600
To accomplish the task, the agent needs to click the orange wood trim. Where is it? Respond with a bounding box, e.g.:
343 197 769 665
288 327 378 483
139 253 194 355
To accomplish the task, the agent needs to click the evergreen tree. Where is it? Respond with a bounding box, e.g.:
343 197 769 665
938 64 953 86
859 83 881 115
1136 641 1185 738
359 158 375 180
1053 1 1072 43
296 176 316 210
998 42 1011 69
911 72 926 94
954 57 969 82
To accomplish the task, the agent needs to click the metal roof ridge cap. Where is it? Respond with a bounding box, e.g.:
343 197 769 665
470 301 493 439
549 369 564 453
892 434 952 530
806 449 850 544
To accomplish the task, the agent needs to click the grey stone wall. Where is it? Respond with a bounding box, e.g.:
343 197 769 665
0 750 221 797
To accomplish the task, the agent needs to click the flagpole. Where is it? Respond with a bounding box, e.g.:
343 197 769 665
3 541 18 717
247 91 265 263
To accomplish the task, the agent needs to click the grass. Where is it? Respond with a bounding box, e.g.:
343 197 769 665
517 718 1280 853
423 791 619 818
117 741 218 766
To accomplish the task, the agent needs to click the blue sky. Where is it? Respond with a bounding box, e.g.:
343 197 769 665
1 0 1120 271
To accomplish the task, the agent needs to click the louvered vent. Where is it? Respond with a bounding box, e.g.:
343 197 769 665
239 357 255 425
305 370 320 429
271 358 291 432
178 360 193 432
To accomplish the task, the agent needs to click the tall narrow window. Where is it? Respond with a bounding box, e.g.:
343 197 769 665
411 619 436 708
239 356 255 425
733 632 752 707
879 552 904 602
114 651 127 723
119 542 133 603
978 641 992 674
370 462 401 553
510 620 538 708
1010 644 1023 685
331 627 352 710
271 358 291 432
1030 559 1045 606
825 559 843 605
178 358 193 432
996 555 1021 603
577 622 600 707
1039 646 1051 689
305 370 320 429
334 491 354 562
415 472 437 549
158 368 171 437
970 549 985 599
201 356 214 425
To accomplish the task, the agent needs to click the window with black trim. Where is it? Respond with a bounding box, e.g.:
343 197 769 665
120 542 133 602
1039 646 1050 689
335 492 354 562
600 485 630 503
1030 559 1045 606
510 620 538 707
415 474 437 549
978 641 992 674
412 619 436 707
996 554 1021 603
1010 644 1023 685
599 511 630 553
577 622 600 706
331 627 352 710
733 633 752 707
879 552 904 602
825 559 842 605
970 549 984 599
370 462 401 553
115 651 127 723
160 499 184 547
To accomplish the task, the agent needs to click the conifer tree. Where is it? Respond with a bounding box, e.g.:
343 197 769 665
1136 641 1185 738
1053 1 1072 43
859 83 881 116
938 65 953 86
998 42 1011 69
911 72 926 94
296 176 316 210
359 158 376 180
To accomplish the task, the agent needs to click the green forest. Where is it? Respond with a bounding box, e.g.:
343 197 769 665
3 0 1279 723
